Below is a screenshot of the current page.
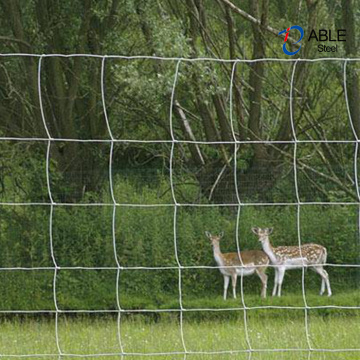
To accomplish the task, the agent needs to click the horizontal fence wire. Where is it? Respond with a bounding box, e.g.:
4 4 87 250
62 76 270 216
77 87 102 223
0 53 360 61
1 201 360 206
1 348 360 359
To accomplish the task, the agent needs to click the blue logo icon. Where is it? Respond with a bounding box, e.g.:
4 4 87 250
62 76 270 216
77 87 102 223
278 25 304 56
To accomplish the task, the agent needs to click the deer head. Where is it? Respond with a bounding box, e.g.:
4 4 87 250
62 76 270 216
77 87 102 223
251 227 273 245
205 231 224 246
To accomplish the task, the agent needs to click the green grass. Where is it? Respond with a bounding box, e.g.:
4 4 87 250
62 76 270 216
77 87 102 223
1 292 359 360
1 291 359 359
186 289 360 306
119 289 360 317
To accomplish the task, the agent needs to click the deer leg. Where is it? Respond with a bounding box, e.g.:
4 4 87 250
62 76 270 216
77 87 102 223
231 273 237 299
320 277 325 295
272 269 278 297
323 269 332 296
319 267 326 296
256 268 268 298
310 266 324 295
223 275 230 300
277 267 286 297
312 266 331 296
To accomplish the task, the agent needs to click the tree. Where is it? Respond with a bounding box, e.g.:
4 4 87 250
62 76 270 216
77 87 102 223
0 0 358 203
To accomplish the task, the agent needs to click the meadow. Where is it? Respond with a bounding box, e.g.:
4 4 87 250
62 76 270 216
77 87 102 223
1 291 359 360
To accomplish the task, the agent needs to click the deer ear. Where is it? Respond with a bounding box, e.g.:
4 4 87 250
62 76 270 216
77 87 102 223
267 228 273 234
205 231 211 238
219 231 224 238
251 227 259 235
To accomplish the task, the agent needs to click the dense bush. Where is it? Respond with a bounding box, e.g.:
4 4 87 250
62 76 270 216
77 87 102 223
0 177 358 310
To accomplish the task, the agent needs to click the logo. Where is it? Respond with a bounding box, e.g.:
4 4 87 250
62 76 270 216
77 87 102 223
278 25 304 56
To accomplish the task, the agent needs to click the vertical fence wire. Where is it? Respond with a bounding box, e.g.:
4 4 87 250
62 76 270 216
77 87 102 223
344 60 360 338
101 56 125 358
289 59 313 354
169 60 188 358
230 60 253 358
38 55 62 357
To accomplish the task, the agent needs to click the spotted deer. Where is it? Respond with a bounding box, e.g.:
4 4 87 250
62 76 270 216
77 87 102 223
251 227 332 297
205 231 269 299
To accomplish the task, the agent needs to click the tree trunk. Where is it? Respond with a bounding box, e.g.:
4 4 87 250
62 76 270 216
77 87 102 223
342 0 360 138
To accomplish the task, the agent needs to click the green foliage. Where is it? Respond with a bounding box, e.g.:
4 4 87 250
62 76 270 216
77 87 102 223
0 176 358 310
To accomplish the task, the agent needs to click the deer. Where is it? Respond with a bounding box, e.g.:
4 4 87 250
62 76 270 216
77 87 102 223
205 231 269 299
251 227 332 297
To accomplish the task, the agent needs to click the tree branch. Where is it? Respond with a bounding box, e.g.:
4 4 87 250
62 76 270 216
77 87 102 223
0 35 31 48
219 0 301 49
175 100 205 166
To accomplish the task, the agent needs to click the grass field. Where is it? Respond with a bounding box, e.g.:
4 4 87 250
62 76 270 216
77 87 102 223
1 292 359 360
